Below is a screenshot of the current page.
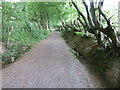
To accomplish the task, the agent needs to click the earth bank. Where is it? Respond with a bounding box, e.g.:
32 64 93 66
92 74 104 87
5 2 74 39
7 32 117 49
62 31 119 88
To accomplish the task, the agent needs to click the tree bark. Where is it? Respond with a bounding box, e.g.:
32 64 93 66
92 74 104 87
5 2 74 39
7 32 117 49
82 0 94 28
71 1 89 29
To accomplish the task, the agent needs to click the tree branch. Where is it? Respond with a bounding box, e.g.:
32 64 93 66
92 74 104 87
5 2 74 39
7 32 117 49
108 11 120 20
71 0 89 28
82 0 94 28
98 0 111 27
90 0 101 29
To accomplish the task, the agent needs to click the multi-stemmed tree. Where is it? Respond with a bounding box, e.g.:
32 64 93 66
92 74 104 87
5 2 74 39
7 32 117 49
71 0 120 54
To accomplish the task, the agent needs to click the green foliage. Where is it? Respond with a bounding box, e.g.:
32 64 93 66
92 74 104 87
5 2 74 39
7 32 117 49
75 32 93 38
2 1 119 64
75 32 85 37
10 29 49 45
2 2 50 64
2 29 49 64
2 51 13 63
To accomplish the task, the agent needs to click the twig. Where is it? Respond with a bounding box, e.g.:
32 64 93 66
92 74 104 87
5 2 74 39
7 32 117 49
108 11 120 20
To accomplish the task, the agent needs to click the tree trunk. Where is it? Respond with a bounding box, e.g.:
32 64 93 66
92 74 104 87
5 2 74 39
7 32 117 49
7 26 14 48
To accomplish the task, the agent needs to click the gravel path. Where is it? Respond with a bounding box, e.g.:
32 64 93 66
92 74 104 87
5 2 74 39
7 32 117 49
2 32 102 88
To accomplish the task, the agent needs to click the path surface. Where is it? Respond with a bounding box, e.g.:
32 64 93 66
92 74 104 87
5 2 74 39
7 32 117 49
2 32 102 88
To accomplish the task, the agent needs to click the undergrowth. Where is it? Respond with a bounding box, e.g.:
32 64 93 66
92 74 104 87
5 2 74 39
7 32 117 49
1 29 50 66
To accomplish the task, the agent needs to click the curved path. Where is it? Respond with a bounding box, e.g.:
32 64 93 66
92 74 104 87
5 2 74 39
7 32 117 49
2 32 102 88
